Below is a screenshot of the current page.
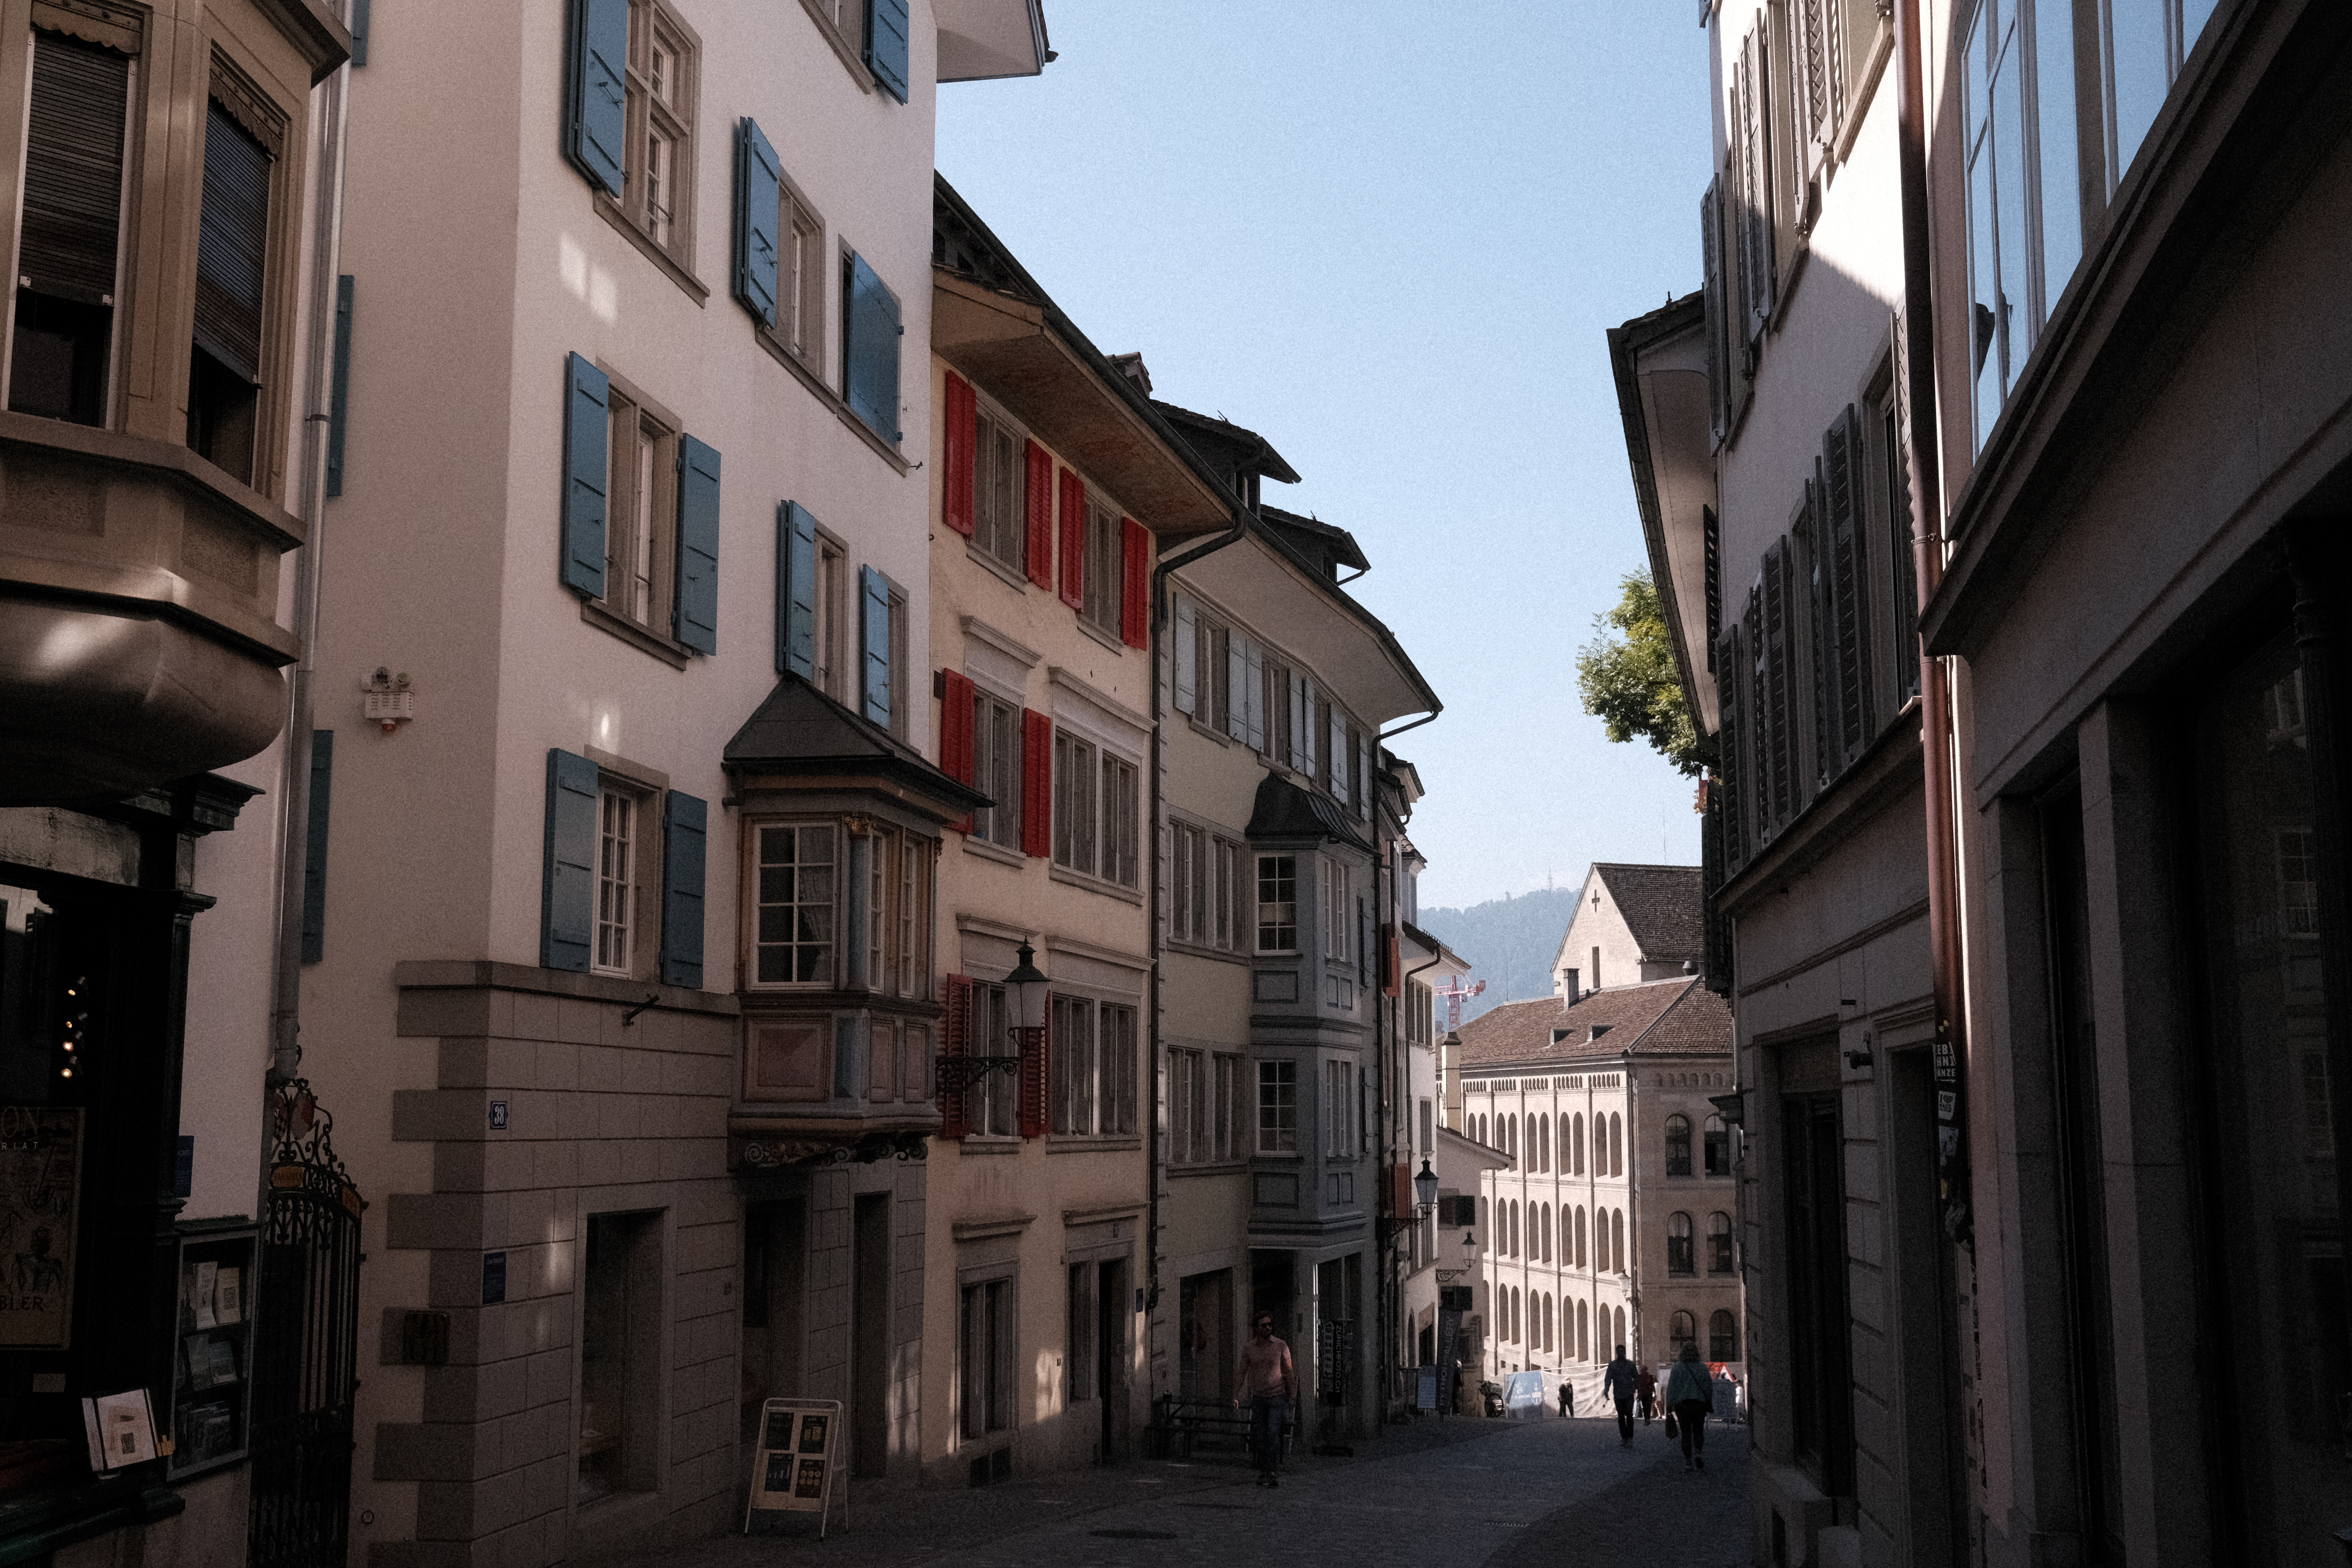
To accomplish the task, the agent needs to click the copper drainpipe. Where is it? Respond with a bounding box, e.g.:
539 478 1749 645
1894 0 1971 1242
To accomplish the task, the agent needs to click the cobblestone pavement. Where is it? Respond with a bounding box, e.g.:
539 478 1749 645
640 1411 1749 1568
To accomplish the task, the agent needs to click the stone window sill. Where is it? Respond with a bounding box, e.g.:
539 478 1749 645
593 191 709 306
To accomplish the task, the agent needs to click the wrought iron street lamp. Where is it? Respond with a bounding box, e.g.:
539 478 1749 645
936 941 1046 1094
1379 1158 1442 1242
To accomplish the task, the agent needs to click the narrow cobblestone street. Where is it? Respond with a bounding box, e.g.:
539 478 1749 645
644 1414 1749 1568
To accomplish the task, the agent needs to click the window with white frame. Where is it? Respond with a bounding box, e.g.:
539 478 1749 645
972 403 1027 573
1322 860 1353 965
598 378 678 636
752 823 834 983
1172 823 1247 951
1325 1058 1355 1158
1172 1048 1242 1164
1052 730 1138 889
769 174 825 371
971 690 1022 848
593 785 640 976
1081 494 1122 639
1173 596 1234 734
968 981 1016 1137
811 531 846 700
618 0 696 264
859 827 929 998
1257 1060 1297 1154
958 1277 1012 1442
1050 996 1137 1136
1256 855 1297 953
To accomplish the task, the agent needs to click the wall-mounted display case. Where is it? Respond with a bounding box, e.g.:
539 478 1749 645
169 1218 256 1477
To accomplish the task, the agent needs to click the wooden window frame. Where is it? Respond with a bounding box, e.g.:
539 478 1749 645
971 397 1028 574
745 819 839 988
592 368 683 645
616 0 697 270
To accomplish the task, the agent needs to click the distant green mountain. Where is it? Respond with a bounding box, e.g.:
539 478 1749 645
1418 888 1580 1029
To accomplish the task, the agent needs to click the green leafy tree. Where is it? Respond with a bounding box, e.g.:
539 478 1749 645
1576 571 1712 778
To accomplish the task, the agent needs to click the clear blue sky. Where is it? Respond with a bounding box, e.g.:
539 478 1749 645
937 2 1714 909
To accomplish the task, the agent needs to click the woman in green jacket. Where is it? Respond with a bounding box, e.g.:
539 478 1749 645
1665 1342 1714 1470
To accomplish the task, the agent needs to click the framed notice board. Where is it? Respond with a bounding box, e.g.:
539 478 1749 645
742 1397 844 1537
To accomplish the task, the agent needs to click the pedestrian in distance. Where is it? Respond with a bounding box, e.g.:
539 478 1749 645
1602 1344 1639 1446
1231 1311 1298 1487
1666 1342 1714 1470
1636 1363 1657 1422
1559 1378 1574 1418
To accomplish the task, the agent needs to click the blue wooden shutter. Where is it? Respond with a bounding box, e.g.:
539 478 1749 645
865 0 910 102
540 749 599 972
350 0 370 63
561 353 609 597
776 501 818 678
674 434 720 654
732 118 781 326
843 254 902 446
326 274 353 496
860 564 891 726
565 0 628 194
301 729 333 964
659 790 707 988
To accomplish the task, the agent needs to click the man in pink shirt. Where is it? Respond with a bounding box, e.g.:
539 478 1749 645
1230 1311 1298 1486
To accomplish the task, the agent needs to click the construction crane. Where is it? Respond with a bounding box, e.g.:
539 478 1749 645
1434 975 1486 1031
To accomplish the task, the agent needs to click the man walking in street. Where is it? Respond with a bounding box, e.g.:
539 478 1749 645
1231 1311 1298 1487
1603 1343 1639 1446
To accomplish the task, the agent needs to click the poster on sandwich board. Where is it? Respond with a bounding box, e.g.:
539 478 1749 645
743 1397 844 1537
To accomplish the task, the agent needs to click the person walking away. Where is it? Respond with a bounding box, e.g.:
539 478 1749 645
1602 1344 1639 1447
1231 1311 1298 1487
1558 1378 1574 1418
1666 1342 1714 1470
1636 1363 1657 1422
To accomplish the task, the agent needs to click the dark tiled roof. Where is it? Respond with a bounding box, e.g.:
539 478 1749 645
1245 770 1370 850
1593 863 1704 963
723 675 990 811
1258 505 1370 574
1151 401 1302 484
1453 977 1727 1070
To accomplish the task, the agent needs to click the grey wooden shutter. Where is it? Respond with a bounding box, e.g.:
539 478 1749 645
1174 595 1197 715
1242 641 1264 750
301 729 333 963
1744 587 1766 839
540 749 599 973
19 30 128 306
350 0 370 64
674 434 721 654
565 0 627 195
1227 634 1250 744
193 101 272 383
1716 627 1744 871
1700 178 1727 444
733 118 781 326
326 275 353 496
860 565 891 726
1822 404 1872 763
561 354 610 597
659 790 707 988
776 500 818 678
1760 547 1793 831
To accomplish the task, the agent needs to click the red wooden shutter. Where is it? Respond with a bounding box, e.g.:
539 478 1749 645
1384 925 1401 997
1025 440 1054 588
939 974 974 1138
1119 518 1148 649
1058 467 1086 610
940 668 976 834
1018 995 1050 1138
942 372 976 537
1021 708 1053 858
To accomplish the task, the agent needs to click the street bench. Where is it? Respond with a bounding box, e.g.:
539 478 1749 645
1149 1395 1256 1461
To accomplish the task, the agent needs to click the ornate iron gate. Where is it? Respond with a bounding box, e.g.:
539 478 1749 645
247 1081 364 1568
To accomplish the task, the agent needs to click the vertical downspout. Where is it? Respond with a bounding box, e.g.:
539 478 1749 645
1143 506 1249 1377
1894 0 1970 1244
267 42 352 1087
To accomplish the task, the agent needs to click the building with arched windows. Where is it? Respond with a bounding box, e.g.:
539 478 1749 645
1447 888 1739 1402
